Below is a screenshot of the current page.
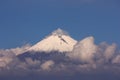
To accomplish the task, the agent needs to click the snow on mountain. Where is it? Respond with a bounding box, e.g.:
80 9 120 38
28 28 77 53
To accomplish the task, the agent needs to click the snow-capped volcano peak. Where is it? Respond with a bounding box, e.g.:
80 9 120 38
28 28 77 53
52 28 69 36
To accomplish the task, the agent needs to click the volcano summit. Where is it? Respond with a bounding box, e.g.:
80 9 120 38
18 28 77 61
27 28 77 53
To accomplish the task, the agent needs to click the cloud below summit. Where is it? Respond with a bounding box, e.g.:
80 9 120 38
68 36 97 63
0 34 120 79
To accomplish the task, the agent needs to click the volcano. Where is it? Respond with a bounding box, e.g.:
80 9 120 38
18 28 77 62
28 28 77 53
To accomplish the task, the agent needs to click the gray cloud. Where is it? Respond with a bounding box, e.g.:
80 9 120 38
67 36 97 63
103 43 116 62
112 54 120 64
0 37 120 79
41 60 54 71
0 44 31 70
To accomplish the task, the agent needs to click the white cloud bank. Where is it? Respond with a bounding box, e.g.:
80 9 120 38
0 37 120 76
0 44 31 56
68 36 97 63
0 44 31 69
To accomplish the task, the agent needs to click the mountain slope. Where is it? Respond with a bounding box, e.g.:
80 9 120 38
28 28 77 53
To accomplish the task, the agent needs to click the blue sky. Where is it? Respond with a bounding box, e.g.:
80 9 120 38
0 0 120 48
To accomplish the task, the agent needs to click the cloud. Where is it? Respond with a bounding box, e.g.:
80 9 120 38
0 44 31 56
0 57 13 69
25 58 41 67
0 36 120 79
41 60 54 71
0 44 31 70
112 55 120 64
103 43 116 62
68 36 97 63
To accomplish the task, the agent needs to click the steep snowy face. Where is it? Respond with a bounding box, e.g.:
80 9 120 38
28 28 77 53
